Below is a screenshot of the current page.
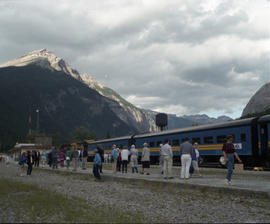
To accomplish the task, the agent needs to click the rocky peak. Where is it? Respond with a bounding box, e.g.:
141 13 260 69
242 81 270 117
0 49 81 80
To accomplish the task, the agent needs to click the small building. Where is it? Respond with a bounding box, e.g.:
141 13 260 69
9 142 51 161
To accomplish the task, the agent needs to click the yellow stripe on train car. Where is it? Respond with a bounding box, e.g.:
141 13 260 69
88 144 225 155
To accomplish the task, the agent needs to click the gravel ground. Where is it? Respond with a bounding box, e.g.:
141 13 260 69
1 162 270 223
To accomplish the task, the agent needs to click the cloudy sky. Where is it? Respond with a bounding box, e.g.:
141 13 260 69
0 0 269 118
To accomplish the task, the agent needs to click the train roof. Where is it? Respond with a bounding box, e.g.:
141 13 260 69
134 117 256 139
258 114 270 123
88 135 132 144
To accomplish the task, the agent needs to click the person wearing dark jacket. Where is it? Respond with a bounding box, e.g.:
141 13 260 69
26 151 34 176
97 144 104 173
116 149 122 172
222 135 242 185
82 142 88 170
51 148 58 169
48 151 52 167
93 149 102 180
34 150 40 167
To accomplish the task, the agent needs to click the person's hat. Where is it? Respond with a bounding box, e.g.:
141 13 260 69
143 142 148 146
219 156 226 165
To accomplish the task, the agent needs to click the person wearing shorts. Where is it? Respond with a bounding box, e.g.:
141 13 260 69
141 143 150 175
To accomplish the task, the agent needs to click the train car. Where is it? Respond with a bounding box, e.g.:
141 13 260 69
258 115 270 167
86 116 270 167
133 117 258 166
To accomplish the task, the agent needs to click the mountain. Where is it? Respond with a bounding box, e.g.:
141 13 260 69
0 49 155 151
242 81 270 117
0 49 233 152
79 74 156 133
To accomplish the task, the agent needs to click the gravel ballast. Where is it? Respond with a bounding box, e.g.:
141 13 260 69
1 163 270 223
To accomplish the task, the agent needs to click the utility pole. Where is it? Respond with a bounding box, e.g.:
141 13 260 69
36 109 40 135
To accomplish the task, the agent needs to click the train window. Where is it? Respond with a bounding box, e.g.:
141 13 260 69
204 136 213 144
172 139 179 146
241 133 246 142
192 138 201 144
157 141 162 147
217 135 226 143
149 142 155 147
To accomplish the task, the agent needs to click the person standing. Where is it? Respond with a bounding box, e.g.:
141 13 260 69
93 149 102 180
78 148 82 169
116 148 122 172
159 144 164 175
36 150 40 167
48 150 52 167
179 137 193 179
33 151 37 167
72 146 79 171
59 150 65 167
97 145 104 173
5 155 10 167
26 151 34 176
111 145 118 173
121 146 129 173
41 150 47 168
191 143 202 177
82 143 88 170
141 143 150 175
222 135 242 185
52 147 58 170
65 147 71 170
19 152 26 176
130 145 138 173
161 140 173 179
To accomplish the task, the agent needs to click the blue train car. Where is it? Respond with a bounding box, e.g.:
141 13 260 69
258 115 270 167
86 116 270 167
134 117 258 165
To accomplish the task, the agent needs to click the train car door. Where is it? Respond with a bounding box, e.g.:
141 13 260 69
260 123 269 165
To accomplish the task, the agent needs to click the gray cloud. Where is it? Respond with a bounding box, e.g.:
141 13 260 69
0 0 269 118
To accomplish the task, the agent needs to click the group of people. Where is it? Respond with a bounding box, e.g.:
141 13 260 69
16 135 241 184
17 145 89 176
94 135 241 184
158 138 201 180
47 146 89 171
111 143 150 174
18 150 45 176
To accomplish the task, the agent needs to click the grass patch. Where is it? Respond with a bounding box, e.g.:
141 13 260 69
0 177 146 223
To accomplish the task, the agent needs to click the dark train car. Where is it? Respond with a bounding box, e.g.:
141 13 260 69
258 115 270 167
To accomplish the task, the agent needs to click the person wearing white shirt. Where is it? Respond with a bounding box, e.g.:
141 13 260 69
161 140 173 179
121 146 129 173
130 145 138 173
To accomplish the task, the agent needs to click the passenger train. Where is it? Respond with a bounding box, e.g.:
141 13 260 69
87 115 270 168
